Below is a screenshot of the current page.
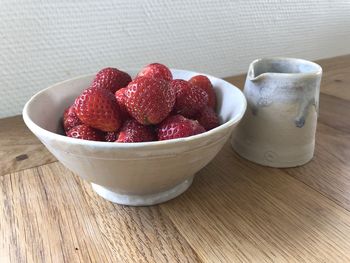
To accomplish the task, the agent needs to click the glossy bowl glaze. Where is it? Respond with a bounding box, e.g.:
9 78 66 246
23 69 247 206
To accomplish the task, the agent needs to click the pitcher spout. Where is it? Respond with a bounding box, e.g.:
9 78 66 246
247 58 271 83
247 57 322 83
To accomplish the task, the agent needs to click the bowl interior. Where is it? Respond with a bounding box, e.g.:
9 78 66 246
24 69 246 143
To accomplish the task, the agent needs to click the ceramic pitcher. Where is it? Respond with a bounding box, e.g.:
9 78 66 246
231 58 322 167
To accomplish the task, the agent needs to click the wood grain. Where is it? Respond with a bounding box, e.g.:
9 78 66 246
2 145 350 262
0 162 200 263
285 122 350 210
0 116 56 176
224 74 246 90
317 54 350 101
0 55 350 262
161 143 350 262
318 93 350 133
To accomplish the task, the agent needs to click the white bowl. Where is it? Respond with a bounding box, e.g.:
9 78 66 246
23 69 247 206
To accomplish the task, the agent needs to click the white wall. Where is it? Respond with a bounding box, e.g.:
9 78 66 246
1 0 349 118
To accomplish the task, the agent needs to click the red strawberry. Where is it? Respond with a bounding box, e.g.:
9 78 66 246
66 124 103 141
74 87 122 132
157 114 205 141
170 79 208 118
137 63 172 82
105 131 119 142
63 105 82 132
125 77 175 125
189 75 217 109
117 119 155 143
115 87 130 120
92 67 132 93
195 106 220 131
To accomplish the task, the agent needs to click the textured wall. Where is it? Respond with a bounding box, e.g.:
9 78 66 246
1 0 350 118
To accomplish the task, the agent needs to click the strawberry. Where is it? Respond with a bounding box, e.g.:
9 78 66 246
66 124 103 141
157 114 205 141
170 79 208 118
195 106 220 131
189 75 217 109
63 105 82 132
117 119 155 143
115 87 130 120
92 67 132 94
137 63 172 82
105 131 119 142
74 87 122 132
125 77 175 125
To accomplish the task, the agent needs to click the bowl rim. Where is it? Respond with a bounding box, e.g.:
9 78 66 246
23 69 247 149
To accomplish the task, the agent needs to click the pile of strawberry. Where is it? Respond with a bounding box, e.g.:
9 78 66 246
63 63 220 142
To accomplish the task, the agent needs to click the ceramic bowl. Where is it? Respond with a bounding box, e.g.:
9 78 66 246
23 69 247 206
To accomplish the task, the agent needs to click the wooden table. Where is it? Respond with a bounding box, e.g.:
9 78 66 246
1 55 350 262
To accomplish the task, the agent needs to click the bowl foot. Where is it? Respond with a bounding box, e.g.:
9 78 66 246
91 177 194 206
